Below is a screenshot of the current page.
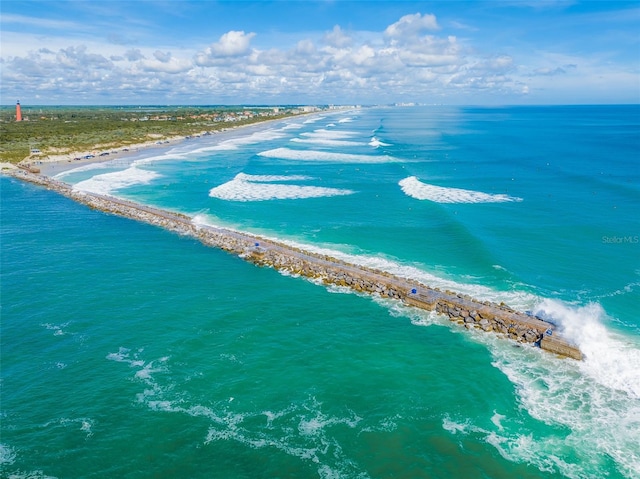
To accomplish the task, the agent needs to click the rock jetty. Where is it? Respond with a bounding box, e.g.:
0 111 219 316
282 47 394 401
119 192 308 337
6 169 582 360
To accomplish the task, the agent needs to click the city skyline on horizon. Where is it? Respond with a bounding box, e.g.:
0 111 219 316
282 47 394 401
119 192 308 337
1 1 639 106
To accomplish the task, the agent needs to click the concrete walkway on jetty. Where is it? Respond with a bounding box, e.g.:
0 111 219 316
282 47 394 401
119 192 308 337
7 168 583 360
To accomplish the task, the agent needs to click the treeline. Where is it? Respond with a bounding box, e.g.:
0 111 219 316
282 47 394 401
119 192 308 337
0 106 298 163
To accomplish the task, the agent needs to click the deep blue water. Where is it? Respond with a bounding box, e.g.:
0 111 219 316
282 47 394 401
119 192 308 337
2 105 639 478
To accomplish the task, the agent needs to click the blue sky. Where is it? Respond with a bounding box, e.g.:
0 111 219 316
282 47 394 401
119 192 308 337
1 0 638 105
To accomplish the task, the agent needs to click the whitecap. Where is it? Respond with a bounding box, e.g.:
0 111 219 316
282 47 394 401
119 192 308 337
300 129 359 140
73 166 160 196
399 176 523 203
258 147 398 164
369 137 391 148
208 173 354 201
291 138 364 147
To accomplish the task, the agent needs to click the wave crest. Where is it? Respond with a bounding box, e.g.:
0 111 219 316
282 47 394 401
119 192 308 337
399 176 522 204
209 173 355 201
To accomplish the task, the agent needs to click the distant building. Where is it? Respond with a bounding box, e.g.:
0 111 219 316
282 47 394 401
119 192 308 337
16 100 22 122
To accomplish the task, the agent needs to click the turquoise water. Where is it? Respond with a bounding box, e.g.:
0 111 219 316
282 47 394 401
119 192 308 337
2 105 639 478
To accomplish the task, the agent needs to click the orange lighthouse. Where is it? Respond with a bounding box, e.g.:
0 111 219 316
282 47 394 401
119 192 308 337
16 100 22 122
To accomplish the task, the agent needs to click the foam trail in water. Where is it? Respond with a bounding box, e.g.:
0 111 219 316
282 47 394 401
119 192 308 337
208 173 354 201
73 167 161 195
108 348 366 479
258 147 398 164
399 176 522 203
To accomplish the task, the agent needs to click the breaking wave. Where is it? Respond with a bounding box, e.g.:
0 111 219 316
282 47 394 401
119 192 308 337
369 137 391 148
399 176 523 204
73 166 161 196
208 173 354 201
258 147 398 164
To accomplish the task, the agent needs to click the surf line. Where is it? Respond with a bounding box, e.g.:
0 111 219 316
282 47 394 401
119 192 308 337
8 169 582 360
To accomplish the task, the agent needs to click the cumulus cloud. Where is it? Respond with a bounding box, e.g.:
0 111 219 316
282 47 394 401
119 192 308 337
138 56 193 74
324 25 352 48
384 13 439 39
208 30 255 58
56 45 112 70
153 50 172 63
125 48 145 61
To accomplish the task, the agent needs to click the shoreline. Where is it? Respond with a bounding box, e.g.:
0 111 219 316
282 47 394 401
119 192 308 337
6 110 329 176
3 166 583 360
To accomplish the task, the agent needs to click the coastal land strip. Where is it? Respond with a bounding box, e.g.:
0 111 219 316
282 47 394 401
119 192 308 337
4 167 583 360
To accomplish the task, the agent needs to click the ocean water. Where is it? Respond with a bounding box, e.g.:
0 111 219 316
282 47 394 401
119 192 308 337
2 105 639 478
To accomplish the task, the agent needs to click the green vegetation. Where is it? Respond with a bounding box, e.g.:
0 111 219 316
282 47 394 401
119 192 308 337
0 105 308 164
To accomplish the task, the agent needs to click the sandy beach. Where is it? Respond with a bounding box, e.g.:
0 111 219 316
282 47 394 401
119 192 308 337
15 111 327 177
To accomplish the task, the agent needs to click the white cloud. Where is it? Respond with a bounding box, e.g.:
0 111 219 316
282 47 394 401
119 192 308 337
324 25 352 48
153 50 172 63
56 46 113 70
125 49 145 61
384 13 440 39
208 30 255 57
138 56 193 74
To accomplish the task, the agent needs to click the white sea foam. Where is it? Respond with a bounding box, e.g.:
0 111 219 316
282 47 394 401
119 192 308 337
466 297 640 479
73 166 160 195
53 161 117 179
399 176 523 204
300 129 359 140
234 173 313 182
337 117 354 123
58 417 95 438
369 137 391 148
290 137 364 147
194 128 287 152
208 173 354 201
108 347 368 479
303 116 323 124
0 444 16 465
534 299 640 398
258 147 398 164
282 122 304 130
132 152 188 166
41 322 70 336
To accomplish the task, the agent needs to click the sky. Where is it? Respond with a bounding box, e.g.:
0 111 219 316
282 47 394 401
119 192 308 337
0 0 639 105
